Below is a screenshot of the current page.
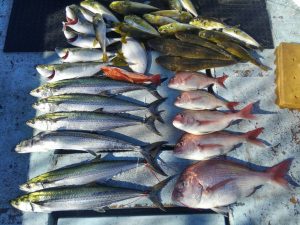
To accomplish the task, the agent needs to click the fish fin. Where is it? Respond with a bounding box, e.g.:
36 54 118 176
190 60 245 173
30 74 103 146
148 176 174 211
226 102 239 111
111 52 128 67
151 74 162 86
148 98 167 123
93 39 99 47
141 141 168 176
216 73 228 89
211 206 230 215
197 144 224 150
147 85 164 100
259 63 270 71
237 103 256 120
244 127 265 147
91 154 102 162
102 53 109 63
160 77 168 83
86 150 98 157
206 178 235 193
145 115 161 136
94 208 106 213
266 158 293 190
93 108 104 113
197 120 214 125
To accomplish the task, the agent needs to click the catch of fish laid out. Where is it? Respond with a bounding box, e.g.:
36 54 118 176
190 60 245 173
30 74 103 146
11 0 294 217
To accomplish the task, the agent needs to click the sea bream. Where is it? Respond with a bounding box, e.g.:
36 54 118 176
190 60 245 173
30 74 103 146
93 14 108 62
30 78 163 99
36 62 109 82
174 128 265 160
11 177 171 212
172 159 292 212
174 90 239 111
173 103 256 134
168 72 228 91
26 112 162 135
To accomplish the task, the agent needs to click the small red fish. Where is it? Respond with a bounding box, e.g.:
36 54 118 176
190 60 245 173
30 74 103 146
102 66 161 85
172 158 293 212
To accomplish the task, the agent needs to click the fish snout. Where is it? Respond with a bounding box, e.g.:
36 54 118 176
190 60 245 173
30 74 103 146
36 65 54 78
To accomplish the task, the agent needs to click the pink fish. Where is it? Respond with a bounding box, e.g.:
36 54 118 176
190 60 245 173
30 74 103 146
168 72 228 91
175 90 239 111
174 128 265 160
173 103 255 135
172 158 292 213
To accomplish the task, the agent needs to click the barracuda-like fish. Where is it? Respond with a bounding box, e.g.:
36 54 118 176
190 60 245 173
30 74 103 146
158 22 197 35
179 0 198 17
168 72 229 91
143 14 177 26
19 160 148 192
93 14 108 62
152 10 193 23
174 90 239 111
55 48 114 63
65 5 95 35
109 1 158 15
11 177 171 212
36 62 108 82
80 0 119 24
148 38 231 60
189 17 227 30
156 56 237 71
32 94 165 122
173 103 255 134
172 159 292 213
167 0 182 10
26 112 162 135
122 38 147 73
174 128 265 160
124 15 160 37
30 78 163 99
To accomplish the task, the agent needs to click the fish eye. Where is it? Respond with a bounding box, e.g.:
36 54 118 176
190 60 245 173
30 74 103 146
36 89 40 93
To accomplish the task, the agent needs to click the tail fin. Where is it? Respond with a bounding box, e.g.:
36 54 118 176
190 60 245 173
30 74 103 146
141 141 167 176
237 103 256 120
150 74 162 86
216 73 228 88
148 176 174 211
226 102 239 111
102 53 109 63
259 64 270 72
148 98 167 123
145 116 161 136
243 127 265 147
266 158 293 189
148 85 164 100
111 52 128 67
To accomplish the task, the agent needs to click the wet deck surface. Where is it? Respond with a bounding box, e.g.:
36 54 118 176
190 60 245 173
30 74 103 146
0 0 300 224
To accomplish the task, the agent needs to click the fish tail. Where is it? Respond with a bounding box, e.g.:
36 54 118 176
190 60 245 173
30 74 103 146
237 103 256 120
141 141 168 176
251 59 270 71
148 86 164 100
150 74 162 85
102 53 109 63
259 64 270 72
244 127 265 147
145 115 161 136
216 73 228 88
266 158 293 189
148 176 174 211
226 101 239 111
148 98 167 123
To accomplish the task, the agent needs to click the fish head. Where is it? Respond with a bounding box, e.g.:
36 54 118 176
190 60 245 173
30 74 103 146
32 99 54 112
174 134 195 155
80 0 99 11
109 1 126 13
66 5 79 21
173 111 196 130
36 65 55 79
172 172 203 208
179 12 193 23
63 27 78 41
158 23 177 34
55 48 69 59
19 180 45 192
10 195 34 212
168 74 188 89
30 86 52 98
174 92 192 107
26 117 47 130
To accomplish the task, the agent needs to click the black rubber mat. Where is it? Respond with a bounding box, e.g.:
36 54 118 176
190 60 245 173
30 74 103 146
4 0 273 52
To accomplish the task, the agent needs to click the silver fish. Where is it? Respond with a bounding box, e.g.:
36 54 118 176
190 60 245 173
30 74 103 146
93 14 108 62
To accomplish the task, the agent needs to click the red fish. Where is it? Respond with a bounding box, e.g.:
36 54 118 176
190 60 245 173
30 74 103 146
172 158 293 213
174 128 265 160
102 66 161 85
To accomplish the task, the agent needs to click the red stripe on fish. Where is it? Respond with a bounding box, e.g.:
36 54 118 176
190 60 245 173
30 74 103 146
216 73 228 88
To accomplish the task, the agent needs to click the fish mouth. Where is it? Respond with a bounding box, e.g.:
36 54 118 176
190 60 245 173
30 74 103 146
67 35 78 43
19 183 30 192
55 48 69 59
65 17 78 26
30 89 40 97
36 66 54 78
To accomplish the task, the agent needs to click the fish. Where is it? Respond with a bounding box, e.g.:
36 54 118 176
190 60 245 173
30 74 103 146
158 22 198 35
179 0 198 17
124 15 160 37
174 90 239 111
174 128 265 160
172 103 256 134
174 32 233 58
152 10 193 23
215 41 269 71
80 0 119 24
114 22 157 39
36 62 109 82
148 38 232 60
55 48 114 63
101 66 161 85
26 112 162 135
65 4 95 35
32 94 165 122
63 27 120 48
167 0 182 10
93 14 108 62
30 78 163 99
109 1 158 15
11 177 171 212
122 38 147 73
189 17 227 30
143 14 177 26
172 158 292 212
156 56 237 71
19 160 149 192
